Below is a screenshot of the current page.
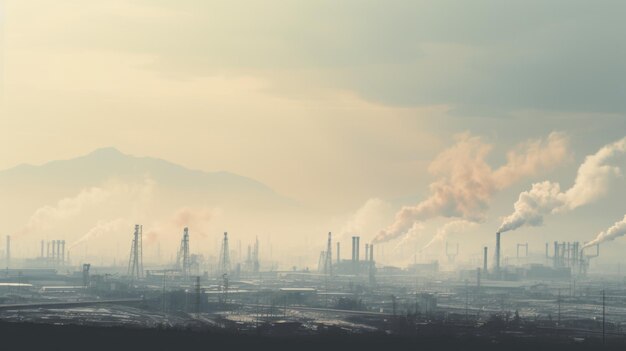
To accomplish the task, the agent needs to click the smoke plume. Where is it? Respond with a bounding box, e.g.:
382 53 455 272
18 187 110 236
69 218 127 250
423 220 477 250
374 132 569 243
340 198 393 242
17 177 156 237
583 214 626 248
498 136 626 233
143 206 217 246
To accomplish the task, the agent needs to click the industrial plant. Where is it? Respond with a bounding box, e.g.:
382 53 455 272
0 224 625 350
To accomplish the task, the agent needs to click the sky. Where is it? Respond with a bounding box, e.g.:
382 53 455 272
0 1 625 267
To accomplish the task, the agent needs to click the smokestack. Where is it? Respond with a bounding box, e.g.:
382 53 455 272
483 246 488 272
51 241 56 265
41 240 44 258
545 242 549 258
351 237 354 262
56 240 61 264
365 244 369 262
336 242 340 264
355 236 360 262
61 240 66 264
554 241 559 268
370 243 374 263
495 232 501 272
5 235 10 268
47 241 50 258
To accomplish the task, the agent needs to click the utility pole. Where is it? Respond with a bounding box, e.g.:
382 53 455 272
557 289 561 327
195 276 201 318
218 232 231 275
176 227 190 279
603 289 606 345
465 279 469 321
127 225 143 281
284 294 288 318
161 271 167 314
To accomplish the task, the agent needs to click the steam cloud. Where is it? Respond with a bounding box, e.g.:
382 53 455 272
498 136 626 233
143 206 217 246
19 187 110 236
339 198 393 242
69 218 126 250
422 220 477 250
583 214 626 248
374 132 569 244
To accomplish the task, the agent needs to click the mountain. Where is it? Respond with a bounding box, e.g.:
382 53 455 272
0 148 298 228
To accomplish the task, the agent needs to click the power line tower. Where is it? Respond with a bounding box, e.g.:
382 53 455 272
324 232 333 276
446 242 459 263
252 236 259 273
218 232 230 275
195 276 202 318
127 224 143 281
176 227 190 279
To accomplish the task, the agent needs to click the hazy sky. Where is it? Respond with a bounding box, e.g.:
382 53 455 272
1 1 625 266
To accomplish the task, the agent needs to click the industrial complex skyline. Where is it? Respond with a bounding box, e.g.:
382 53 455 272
0 1 625 349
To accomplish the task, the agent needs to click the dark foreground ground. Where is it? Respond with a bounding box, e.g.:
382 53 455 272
1 322 626 351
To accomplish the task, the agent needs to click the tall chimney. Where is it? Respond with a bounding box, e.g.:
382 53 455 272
56 240 61 264
51 241 56 265
355 236 360 262
495 232 501 273
5 235 10 268
351 237 356 262
554 241 559 268
336 242 340 264
483 246 488 272
365 244 369 262
41 240 44 258
61 240 66 264
370 244 374 263
47 241 50 258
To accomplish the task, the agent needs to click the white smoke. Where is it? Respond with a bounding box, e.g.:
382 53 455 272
392 222 425 251
497 181 566 233
374 132 569 243
583 214 626 248
143 206 218 246
339 198 393 242
498 136 626 233
68 218 127 250
18 187 110 236
18 177 156 240
423 219 477 250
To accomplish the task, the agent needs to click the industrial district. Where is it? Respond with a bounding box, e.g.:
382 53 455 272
0 224 624 348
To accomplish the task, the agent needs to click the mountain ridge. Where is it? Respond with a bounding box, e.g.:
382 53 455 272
0 147 298 210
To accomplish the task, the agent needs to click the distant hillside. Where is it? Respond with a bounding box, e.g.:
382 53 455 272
0 148 298 225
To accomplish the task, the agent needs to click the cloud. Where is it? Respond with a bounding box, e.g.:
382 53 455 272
375 132 569 243
498 136 626 233
13 1 624 113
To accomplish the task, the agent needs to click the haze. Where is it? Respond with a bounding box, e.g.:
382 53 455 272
1 0 626 270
